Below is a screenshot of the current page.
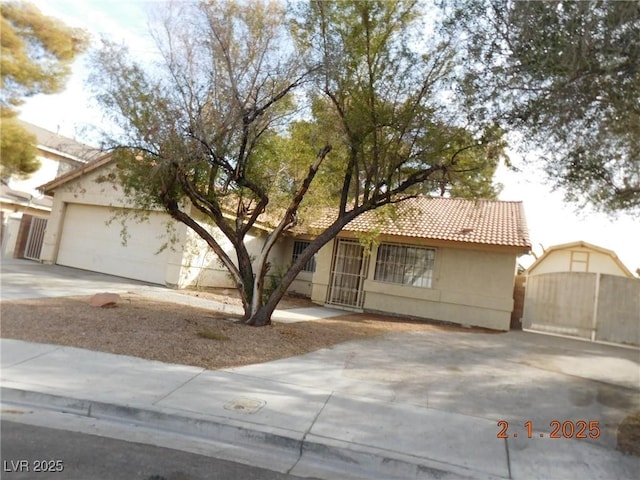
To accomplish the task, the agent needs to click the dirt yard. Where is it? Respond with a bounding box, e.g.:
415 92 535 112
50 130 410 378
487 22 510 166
0 291 492 370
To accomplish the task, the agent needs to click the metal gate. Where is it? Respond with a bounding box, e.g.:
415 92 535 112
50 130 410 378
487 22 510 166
327 239 368 308
523 272 640 346
24 216 47 260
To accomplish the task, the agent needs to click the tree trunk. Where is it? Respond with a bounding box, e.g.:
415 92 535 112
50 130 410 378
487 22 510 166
245 280 287 326
235 244 256 321
245 304 273 326
244 209 364 326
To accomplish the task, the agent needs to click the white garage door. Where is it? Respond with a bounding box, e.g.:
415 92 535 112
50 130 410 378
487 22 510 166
57 204 172 284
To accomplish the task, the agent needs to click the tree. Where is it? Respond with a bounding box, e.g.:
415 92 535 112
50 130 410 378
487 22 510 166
90 0 503 326
0 1 88 178
452 0 640 216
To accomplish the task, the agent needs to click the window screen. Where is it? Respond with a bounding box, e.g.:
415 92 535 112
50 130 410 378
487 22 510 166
292 240 316 272
374 243 435 288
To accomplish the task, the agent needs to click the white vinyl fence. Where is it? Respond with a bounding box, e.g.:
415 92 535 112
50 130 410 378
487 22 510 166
522 272 640 347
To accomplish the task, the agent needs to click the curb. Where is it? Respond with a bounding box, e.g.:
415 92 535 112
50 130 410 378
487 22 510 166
1 387 500 480
1 387 300 451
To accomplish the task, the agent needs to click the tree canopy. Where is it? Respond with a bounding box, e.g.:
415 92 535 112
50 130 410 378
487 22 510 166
89 0 505 326
453 0 640 216
1 1 88 178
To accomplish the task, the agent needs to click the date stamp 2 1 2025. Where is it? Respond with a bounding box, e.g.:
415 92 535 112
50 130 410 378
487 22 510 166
497 420 601 439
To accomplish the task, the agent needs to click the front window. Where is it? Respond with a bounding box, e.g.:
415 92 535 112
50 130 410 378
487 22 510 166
374 243 435 288
292 240 316 272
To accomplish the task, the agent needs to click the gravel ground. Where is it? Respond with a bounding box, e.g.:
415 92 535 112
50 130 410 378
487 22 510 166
0 292 495 370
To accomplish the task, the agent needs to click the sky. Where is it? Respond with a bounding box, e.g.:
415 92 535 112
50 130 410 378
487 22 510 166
18 0 640 274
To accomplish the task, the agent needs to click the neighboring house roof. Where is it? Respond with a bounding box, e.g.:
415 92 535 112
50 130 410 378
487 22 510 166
313 197 531 250
19 120 101 164
525 240 633 277
0 181 52 211
39 153 113 195
3 122 102 214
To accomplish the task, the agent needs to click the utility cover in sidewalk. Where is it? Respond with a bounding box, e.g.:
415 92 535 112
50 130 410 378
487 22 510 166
224 398 266 414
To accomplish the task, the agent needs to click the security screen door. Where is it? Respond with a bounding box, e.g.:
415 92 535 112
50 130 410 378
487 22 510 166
23 216 47 260
327 239 368 308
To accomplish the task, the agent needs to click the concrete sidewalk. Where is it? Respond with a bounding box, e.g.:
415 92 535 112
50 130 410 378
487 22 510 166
2 333 638 480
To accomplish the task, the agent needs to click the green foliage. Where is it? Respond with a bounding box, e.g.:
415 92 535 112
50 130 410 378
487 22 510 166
1 1 89 107
453 0 640 215
0 1 88 177
423 125 507 199
0 114 39 178
88 0 504 325
89 0 300 214
294 0 504 210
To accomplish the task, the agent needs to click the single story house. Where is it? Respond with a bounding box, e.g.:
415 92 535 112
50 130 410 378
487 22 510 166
40 155 530 330
310 198 531 330
525 241 634 278
1 120 98 259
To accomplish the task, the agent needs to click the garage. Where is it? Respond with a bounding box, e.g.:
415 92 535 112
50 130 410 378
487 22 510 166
56 203 171 284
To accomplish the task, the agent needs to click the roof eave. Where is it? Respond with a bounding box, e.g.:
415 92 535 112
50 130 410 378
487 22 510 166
335 229 531 252
39 153 113 195
37 144 94 164
525 240 634 277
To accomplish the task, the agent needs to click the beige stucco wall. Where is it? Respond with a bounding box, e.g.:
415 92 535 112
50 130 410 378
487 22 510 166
311 236 518 330
528 246 629 277
310 238 335 304
289 270 314 297
179 221 291 290
40 164 186 286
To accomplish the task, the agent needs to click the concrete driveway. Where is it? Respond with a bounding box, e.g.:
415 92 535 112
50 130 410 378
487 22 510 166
227 328 640 453
0 258 162 301
2 330 638 478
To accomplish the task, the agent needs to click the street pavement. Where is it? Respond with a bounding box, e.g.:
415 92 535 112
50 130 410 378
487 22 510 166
2 420 312 480
1 259 639 479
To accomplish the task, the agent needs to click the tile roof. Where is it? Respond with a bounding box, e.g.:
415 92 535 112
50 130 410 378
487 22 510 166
314 197 531 249
19 120 101 162
39 152 530 251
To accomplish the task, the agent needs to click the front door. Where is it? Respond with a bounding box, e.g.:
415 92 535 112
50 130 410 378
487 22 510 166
327 239 368 308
